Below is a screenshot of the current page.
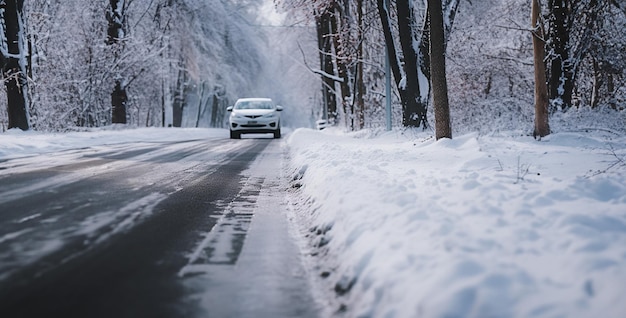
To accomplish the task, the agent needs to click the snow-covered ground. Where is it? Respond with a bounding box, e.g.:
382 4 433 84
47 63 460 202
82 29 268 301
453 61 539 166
0 126 229 161
2 125 626 317
285 127 626 318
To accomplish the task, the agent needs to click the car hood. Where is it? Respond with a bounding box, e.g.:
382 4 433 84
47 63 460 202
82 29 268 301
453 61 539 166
232 109 276 116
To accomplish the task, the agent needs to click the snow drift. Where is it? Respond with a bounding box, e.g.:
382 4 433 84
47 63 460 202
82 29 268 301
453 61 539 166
286 128 626 318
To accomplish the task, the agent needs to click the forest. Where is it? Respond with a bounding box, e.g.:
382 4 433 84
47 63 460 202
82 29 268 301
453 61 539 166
1 0 625 135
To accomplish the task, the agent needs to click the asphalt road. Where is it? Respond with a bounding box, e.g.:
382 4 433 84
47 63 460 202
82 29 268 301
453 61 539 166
0 136 319 318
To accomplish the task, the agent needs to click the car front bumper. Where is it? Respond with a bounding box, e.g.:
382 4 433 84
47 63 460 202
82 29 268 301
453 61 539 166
229 117 279 133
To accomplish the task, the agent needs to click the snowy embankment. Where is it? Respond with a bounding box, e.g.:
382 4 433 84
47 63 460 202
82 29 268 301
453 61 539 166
0 126 228 160
286 128 626 318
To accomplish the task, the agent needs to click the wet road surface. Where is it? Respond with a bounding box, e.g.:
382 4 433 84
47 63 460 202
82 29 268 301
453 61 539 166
0 136 319 317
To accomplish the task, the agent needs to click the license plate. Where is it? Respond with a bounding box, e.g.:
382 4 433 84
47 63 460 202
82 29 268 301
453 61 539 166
248 121 258 124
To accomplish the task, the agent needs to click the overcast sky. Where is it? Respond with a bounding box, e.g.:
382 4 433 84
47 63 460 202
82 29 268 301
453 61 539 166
257 0 287 26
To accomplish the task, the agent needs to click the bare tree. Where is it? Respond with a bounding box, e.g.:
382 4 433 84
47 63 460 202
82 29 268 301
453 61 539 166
107 0 128 124
290 0 366 129
428 0 451 139
331 0 366 131
546 0 573 110
544 0 626 111
377 0 459 129
331 2 352 128
0 0 290 130
1 0 30 130
377 0 423 128
532 0 550 138
354 0 365 130
315 8 338 123
395 0 428 127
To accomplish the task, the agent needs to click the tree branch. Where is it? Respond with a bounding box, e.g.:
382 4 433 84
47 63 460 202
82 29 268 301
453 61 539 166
297 41 344 83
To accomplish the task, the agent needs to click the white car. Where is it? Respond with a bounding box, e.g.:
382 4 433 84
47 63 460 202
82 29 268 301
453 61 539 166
227 98 283 139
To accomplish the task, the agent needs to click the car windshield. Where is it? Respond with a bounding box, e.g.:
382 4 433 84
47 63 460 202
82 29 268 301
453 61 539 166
234 100 274 110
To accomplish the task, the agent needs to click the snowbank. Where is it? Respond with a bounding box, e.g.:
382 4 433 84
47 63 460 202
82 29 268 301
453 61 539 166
0 127 227 160
286 128 626 318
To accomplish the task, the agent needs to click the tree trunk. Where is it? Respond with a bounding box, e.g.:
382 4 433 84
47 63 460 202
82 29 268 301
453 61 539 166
591 56 601 109
210 93 219 128
378 0 460 129
316 11 337 124
331 9 352 129
532 0 550 138
1 0 30 130
607 73 616 110
107 0 125 45
195 81 205 127
111 80 127 124
396 0 427 128
172 56 186 127
161 77 166 127
107 0 127 124
443 0 461 42
429 0 452 139
355 0 365 130
377 0 429 128
377 0 402 88
547 0 574 110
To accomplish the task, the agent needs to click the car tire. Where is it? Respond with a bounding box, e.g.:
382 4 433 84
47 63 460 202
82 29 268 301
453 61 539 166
230 130 241 139
274 127 281 139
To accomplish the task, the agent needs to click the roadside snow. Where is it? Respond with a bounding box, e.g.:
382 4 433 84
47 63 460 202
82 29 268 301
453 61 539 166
2 126 626 317
286 128 626 318
0 126 228 160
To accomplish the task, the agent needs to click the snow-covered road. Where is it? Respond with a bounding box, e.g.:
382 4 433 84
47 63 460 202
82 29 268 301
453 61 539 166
0 128 319 317
0 137 246 282
3 126 626 318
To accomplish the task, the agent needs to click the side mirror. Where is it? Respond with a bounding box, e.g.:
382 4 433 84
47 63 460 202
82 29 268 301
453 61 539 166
226 106 233 112
276 105 283 111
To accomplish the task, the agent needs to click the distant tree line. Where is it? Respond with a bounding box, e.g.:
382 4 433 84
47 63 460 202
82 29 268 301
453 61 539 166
0 0 269 131
1 0 29 130
279 0 626 136
1 0 624 135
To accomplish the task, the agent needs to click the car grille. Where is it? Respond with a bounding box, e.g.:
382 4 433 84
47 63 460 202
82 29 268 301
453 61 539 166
245 115 262 119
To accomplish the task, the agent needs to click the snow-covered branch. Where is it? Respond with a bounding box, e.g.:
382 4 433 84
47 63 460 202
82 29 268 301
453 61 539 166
297 41 344 82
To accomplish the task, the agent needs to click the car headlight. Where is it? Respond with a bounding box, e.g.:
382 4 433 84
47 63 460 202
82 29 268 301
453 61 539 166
263 112 277 118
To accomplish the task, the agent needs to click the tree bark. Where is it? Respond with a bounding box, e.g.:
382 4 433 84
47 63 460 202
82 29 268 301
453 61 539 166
532 0 550 138
418 0 460 94
330 9 352 128
377 0 429 128
172 60 186 127
547 0 574 110
607 73 616 110
316 11 337 124
377 0 402 89
1 0 30 130
591 56 601 109
396 0 427 128
111 80 127 124
107 0 128 124
377 0 460 128
355 0 365 130
428 0 452 139
107 0 125 45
